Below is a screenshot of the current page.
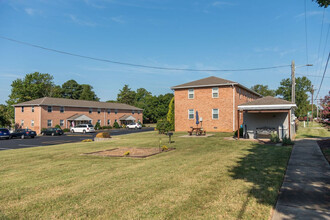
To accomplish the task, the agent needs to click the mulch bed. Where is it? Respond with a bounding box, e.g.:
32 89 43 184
317 139 330 164
83 147 175 158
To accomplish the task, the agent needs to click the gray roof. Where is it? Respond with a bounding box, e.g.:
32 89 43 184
13 97 143 111
171 76 261 97
239 96 295 106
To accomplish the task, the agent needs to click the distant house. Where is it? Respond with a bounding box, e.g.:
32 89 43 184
171 76 262 132
13 97 143 134
238 96 296 139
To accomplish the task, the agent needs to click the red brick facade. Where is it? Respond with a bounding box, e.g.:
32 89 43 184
15 105 143 134
174 86 259 132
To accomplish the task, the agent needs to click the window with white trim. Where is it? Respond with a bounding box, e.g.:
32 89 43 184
60 106 64 113
31 106 34 112
97 109 101 114
60 120 64 126
188 109 194 119
97 119 101 124
188 89 194 99
48 106 52 113
107 109 111 114
31 120 34 127
107 119 110 125
212 87 219 98
47 120 52 127
212 109 219 119
132 110 135 114
21 120 24 126
239 88 241 99
21 107 24 112
89 108 93 114
115 109 118 114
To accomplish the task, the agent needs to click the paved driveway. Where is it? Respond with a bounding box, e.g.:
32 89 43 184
0 127 154 151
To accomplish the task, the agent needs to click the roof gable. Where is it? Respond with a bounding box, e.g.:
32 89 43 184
239 96 295 106
171 76 235 89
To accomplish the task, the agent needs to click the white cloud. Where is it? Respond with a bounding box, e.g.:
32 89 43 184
24 8 37 16
69 14 97 27
111 16 125 24
295 11 323 18
211 1 235 7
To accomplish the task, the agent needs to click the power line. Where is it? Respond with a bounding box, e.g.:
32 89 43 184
296 73 330 78
315 24 330 87
304 0 310 74
315 8 326 84
315 52 330 101
0 35 291 72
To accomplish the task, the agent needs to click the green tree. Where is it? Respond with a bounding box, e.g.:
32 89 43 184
166 97 175 131
61 80 82 99
313 0 329 8
79 84 99 101
117 85 136 105
0 105 11 127
276 76 312 117
251 84 276 97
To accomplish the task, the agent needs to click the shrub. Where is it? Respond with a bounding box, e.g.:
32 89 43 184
161 145 168 151
270 132 280 143
96 132 111 138
113 121 120 129
234 127 243 137
282 136 294 146
123 151 130 156
41 128 47 132
95 122 101 130
62 128 70 132
142 124 146 127
82 139 93 142
156 119 171 133
122 124 126 128
54 124 61 129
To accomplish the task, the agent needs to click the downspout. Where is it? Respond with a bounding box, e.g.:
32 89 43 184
232 84 235 131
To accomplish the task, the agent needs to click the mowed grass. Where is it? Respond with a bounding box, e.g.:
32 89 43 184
296 122 330 139
0 132 291 219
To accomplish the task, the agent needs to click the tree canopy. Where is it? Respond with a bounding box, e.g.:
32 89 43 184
251 84 276 97
313 0 329 7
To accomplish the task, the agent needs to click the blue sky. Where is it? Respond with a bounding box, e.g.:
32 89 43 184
0 0 329 104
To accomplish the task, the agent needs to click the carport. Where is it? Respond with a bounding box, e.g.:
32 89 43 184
66 114 93 128
237 96 296 140
119 115 136 125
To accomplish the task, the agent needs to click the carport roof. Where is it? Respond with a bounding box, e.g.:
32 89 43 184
238 96 296 110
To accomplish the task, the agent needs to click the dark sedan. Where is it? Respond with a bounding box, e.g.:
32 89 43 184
0 128 11 140
11 129 37 139
42 128 64 136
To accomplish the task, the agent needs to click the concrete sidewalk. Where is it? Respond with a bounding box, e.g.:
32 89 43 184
272 139 330 220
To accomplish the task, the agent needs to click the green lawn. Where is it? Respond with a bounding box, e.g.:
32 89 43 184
0 132 291 219
295 122 330 139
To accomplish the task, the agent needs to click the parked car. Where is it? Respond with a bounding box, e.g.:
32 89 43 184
126 123 142 129
11 129 36 139
70 124 95 133
42 128 64 136
0 128 11 140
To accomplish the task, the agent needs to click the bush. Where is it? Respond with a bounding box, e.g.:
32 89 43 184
142 124 146 127
122 124 126 128
41 128 47 132
113 121 120 129
95 122 101 130
161 145 168 151
101 126 112 130
270 132 280 143
156 119 171 134
62 128 70 132
96 132 111 138
282 136 294 146
82 139 93 142
234 127 243 137
54 124 61 129
123 151 130 156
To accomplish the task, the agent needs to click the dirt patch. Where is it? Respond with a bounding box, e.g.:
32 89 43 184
317 139 330 164
83 147 175 158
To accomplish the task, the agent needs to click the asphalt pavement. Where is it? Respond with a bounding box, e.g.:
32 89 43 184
0 127 154 151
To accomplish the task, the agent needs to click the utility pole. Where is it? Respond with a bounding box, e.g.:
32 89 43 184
311 85 314 123
317 99 319 119
291 60 295 103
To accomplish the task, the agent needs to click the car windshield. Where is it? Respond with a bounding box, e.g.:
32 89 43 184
0 129 8 132
88 124 94 127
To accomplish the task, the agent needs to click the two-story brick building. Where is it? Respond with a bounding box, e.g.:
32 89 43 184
13 97 143 134
171 76 262 132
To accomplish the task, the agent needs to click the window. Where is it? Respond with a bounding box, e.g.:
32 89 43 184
188 109 194 119
47 120 52 127
212 87 219 98
107 109 111 114
212 109 219 119
31 120 34 127
239 88 241 99
31 106 34 113
115 119 117 122
48 106 52 113
132 110 135 114
138 110 141 114
188 89 194 99
60 120 64 126
89 108 93 114
97 119 101 124
21 107 24 112
60 106 64 113
115 109 118 114
21 120 24 126
107 119 110 125
97 109 101 114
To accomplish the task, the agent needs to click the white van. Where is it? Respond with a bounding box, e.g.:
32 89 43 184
70 124 95 133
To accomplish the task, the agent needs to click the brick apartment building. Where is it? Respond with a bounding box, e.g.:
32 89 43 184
13 97 143 134
171 76 262 132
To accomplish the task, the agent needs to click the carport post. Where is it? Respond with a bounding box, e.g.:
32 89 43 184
288 110 291 139
237 110 240 139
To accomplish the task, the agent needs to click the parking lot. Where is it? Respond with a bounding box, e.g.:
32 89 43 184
0 127 154 151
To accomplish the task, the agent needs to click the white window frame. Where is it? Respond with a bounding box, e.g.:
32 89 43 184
21 107 24 112
188 109 194 119
60 120 64 126
31 120 34 127
31 106 34 113
107 119 110 125
97 109 101 114
89 108 93 114
132 110 135 114
212 87 219 98
188 89 194 99
97 119 101 124
21 120 24 126
239 88 241 99
107 109 111 114
115 109 118 114
48 106 52 113
47 120 52 127
60 106 65 113
212 109 219 119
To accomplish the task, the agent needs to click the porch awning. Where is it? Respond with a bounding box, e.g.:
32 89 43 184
238 96 296 111
119 115 136 121
67 114 92 121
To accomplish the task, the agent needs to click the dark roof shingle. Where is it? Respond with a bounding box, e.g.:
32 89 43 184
239 96 295 106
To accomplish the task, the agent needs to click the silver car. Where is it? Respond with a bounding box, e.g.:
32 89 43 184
71 124 95 133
